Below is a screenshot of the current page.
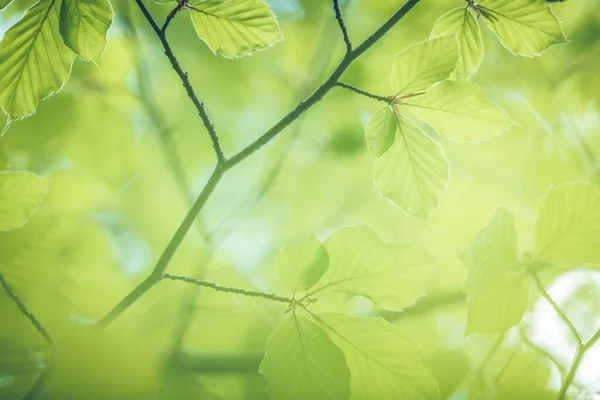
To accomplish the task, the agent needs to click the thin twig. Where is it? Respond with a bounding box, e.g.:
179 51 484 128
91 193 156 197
336 82 392 103
162 273 294 304
333 0 352 52
557 327 600 399
0 273 52 344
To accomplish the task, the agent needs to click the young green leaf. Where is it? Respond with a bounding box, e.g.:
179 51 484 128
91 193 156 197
366 108 449 220
275 234 329 295
478 0 567 57
0 171 49 231
459 208 528 334
260 313 351 400
316 314 440 400
534 182 600 267
189 0 283 58
304 226 435 310
0 0 74 120
430 8 483 80
405 80 513 142
59 0 114 64
391 35 459 95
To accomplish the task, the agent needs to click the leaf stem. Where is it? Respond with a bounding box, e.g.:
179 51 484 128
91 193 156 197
0 273 52 344
558 328 600 399
335 82 392 103
162 273 294 304
333 0 352 53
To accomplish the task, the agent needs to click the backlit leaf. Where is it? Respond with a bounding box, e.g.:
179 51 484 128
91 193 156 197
534 182 600 267
275 234 329 294
0 171 49 231
189 0 283 58
260 313 351 400
406 80 513 142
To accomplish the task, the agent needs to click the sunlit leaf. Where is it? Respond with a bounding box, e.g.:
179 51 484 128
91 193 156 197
366 108 449 219
534 182 600 267
59 0 114 63
189 0 283 58
405 80 513 142
275 234 329 294
430 8 483 79
260 313 351 400
305 226 435 310
0 171 49 231
316 314 440 400
0 0 74 120
391 35 459 95
478 0 567 57
459 208 528 334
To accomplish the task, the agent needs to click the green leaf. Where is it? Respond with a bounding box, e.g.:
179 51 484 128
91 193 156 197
405 80 513 142
0 0 74 120
459 208 528 334
478 0 567 57
534 182 600 267
59 0 114 64
391 35 459 95
260 313 351 400
430 8 483 80
275 234 329 294
366 108 449 220
189 0 283 58
0 0 14 9
316 314 440 400
0 171 49 231
305 226 435 310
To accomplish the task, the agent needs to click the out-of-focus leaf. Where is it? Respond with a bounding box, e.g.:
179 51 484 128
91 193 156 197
430 8 483 79
59 0 114 63
0 0 74 120
0 171 49 231
189 0 283 58
260 313 351 400
366 108 449 219
406 80 513 142
0 0 14 9
275 234 329 294
391 35 458 94
478 0 567 57
317 314 440 400
534 182 600 267
459 208 528 334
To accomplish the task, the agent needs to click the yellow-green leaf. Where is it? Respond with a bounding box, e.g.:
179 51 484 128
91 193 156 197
406 80 513 142
366 108 449 220
260 313 351 400
430 8 483 79
317 314 440 400
0 171 49 231
275 234 329 295
391 35 459 95
478 0 567 57
305 226 435 310
0 0 74 120
189 0 283 58
459 208 528 334
59 0 114 63
534 182 600 267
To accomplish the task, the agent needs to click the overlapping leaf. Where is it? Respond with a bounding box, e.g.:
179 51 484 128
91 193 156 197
59 0 114 63
316 314 440 400
366 108 449 219
0 0 74 120
459 208 528 334
260 313 351 400
534 183 600 267
405 80 513 142
189 0 283 58
478 0 567 57
0 171 49 231
430 8 483 79
275 234 329 295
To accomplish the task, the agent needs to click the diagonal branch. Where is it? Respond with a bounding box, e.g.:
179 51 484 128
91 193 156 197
333 0 352 53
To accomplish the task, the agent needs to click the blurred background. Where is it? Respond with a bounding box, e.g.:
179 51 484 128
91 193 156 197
1 0 599 398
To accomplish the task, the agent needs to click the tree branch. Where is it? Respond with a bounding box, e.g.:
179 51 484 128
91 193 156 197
0 273 52 344
336 82 392 103
333 0 352 53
